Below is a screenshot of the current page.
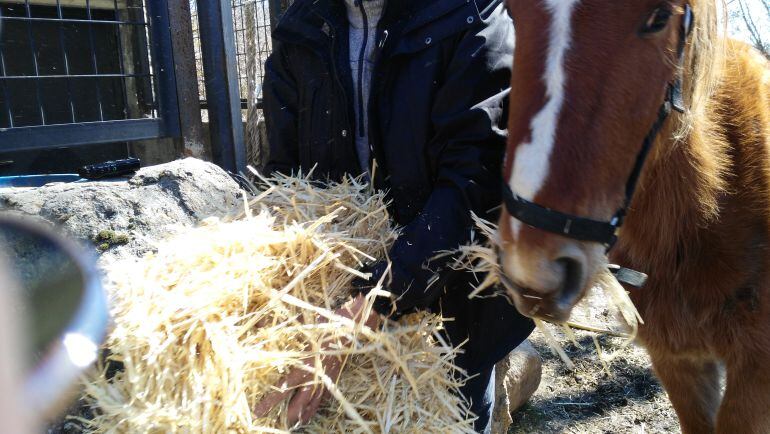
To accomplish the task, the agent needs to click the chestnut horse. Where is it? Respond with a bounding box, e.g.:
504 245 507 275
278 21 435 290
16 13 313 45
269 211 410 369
498 1 770 433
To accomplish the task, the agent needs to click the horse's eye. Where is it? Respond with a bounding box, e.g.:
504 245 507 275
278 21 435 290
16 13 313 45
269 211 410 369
641 7 673 34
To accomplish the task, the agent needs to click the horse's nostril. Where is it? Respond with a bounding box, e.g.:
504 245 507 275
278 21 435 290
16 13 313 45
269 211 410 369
555 257 585 310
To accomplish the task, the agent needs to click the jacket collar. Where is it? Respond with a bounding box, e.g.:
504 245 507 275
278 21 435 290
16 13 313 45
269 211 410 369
273 0 476 46
271 0 341 51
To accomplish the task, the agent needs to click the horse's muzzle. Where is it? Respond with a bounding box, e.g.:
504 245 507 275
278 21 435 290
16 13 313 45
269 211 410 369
498 249 587 323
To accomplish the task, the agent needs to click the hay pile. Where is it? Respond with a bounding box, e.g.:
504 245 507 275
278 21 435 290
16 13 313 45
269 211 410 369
452 215 642 370
78 174 474 433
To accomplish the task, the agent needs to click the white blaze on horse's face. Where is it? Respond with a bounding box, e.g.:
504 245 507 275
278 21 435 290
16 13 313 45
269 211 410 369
505 0 583 297
509 0 581 241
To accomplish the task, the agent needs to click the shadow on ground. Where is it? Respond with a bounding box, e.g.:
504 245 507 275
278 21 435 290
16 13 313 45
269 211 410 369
508 334 680 433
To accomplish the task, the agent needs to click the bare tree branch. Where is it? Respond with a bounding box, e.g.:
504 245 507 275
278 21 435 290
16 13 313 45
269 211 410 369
735 0 769 58
762 0 770 23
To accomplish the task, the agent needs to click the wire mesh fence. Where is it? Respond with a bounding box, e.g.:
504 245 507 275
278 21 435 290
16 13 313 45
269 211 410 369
190 0 274 108
0 0 289 129
0 0 157 129
0 0 289 164
189 0 205 104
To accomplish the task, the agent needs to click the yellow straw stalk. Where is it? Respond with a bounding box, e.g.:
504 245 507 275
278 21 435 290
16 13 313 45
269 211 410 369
77 174 474 433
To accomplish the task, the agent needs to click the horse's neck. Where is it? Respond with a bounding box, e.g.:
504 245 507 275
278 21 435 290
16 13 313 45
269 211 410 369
617 119 729 273
617 41 770 279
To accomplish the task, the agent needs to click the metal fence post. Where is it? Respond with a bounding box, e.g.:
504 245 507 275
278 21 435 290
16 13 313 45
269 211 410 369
147 0 182 139
167 0 209 159
196 0 246 174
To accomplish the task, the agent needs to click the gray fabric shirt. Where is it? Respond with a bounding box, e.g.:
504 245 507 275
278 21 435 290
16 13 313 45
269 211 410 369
343 0 385 174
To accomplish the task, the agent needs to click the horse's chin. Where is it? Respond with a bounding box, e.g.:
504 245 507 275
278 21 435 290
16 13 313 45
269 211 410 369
504 281 586 324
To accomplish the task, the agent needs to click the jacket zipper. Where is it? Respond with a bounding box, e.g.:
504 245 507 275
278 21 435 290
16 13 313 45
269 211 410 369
325 22 355 175
367 28 389 186
355 0 369 137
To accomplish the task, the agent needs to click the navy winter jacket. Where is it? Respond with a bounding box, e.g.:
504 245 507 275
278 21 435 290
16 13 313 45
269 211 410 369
263 0 533 371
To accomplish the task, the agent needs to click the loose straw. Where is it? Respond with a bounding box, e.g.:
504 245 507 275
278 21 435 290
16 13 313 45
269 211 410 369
76 172 475 433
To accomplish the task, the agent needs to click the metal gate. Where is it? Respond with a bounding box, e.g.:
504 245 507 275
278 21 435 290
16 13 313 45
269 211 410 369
0 0 180 152
0 0 295 173
191 0 280 110
192 0 288 174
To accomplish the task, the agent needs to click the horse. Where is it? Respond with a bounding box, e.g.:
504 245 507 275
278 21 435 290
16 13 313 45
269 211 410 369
497 1 770 432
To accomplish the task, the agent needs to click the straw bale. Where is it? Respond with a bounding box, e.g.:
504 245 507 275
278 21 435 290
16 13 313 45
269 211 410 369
77 174 474 433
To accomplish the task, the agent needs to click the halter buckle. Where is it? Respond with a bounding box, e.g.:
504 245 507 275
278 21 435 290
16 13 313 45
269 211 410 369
608 264 648 288
562 218 573 235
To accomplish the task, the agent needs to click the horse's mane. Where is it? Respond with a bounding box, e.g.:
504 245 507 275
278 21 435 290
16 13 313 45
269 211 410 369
678 0 727 137
668 0 729 223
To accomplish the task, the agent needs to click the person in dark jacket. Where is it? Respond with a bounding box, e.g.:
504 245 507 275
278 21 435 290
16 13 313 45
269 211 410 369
256 0 535 432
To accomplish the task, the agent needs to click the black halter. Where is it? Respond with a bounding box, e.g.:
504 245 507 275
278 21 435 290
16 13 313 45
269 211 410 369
502 5 694 288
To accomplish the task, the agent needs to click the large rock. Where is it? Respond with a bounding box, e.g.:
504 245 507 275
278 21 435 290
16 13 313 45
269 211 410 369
493 340 543 434
0 158 242 264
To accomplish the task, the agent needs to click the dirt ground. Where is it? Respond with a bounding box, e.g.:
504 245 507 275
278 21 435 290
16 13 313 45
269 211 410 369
508 329 681 434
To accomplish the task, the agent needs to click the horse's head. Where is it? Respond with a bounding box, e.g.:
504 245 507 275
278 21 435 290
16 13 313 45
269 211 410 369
499 0 697 322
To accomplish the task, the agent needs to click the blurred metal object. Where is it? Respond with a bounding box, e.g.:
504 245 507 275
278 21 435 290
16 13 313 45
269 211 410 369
0 244 32 432
0 215 109 419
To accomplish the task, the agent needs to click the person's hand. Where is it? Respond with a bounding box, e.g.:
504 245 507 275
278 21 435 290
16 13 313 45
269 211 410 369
253 294 381 427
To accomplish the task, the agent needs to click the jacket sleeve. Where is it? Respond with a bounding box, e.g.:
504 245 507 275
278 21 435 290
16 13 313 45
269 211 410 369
357 5 514 316
262 40 301 176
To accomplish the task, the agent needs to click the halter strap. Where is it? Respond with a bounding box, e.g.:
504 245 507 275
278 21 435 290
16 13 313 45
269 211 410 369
502 187 619 244
501 87 674 248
